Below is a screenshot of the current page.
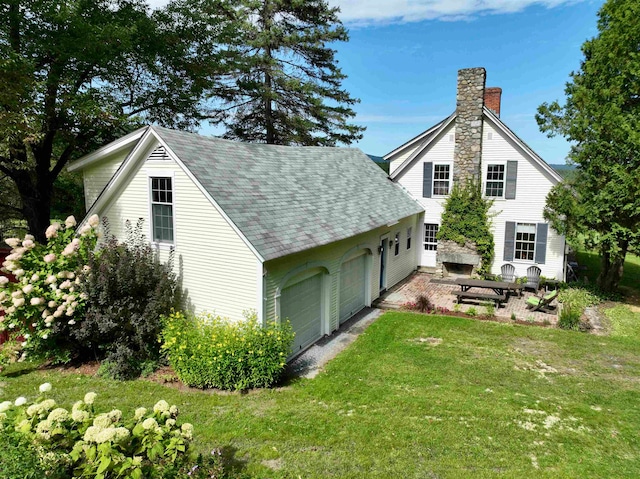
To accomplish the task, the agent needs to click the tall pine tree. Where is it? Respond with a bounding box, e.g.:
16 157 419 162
215 0 364 145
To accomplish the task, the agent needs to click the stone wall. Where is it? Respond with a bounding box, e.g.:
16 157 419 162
453 67 485 184
436 240 482 277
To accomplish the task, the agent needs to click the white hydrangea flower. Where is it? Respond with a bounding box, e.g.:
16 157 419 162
78 224 92 236
71 409 89 423
13 297 25 307
22 239 35 250
4 238 20 248
93 414 112 429
42 333 48 340
72 400 84 412
88 214 100 227
30 297 44 306
142 418 158 430
180 423 194 440
14 397 27 406
22 284 34 295
48 300 56 308
153 400 169 414
45 223 60 239
65 216 76 228
84 392 97 405
39 382 52 393
30 273 39 282
134 407 147 420
169 405 179 416
47 408 69 422
165 418 176 427
40 399 56 411
114 427 130 442
11 290 23 298
14 269 25 278
95 427 117 444
0 401 12 412
83 425 101 443
26 403 41 417
43 254 56 264
35 419 54 440
107 409 122 423
0 277 8 286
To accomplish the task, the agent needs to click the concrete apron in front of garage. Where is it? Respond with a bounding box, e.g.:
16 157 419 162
287 307 382 379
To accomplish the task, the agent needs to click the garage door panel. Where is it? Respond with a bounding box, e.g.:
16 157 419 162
281 273 323 353
339 254 366 323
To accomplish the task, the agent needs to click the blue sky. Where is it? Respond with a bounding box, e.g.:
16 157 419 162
149 0 605 164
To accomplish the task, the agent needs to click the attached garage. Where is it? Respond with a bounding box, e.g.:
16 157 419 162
339 252 368 324
280 271 324 354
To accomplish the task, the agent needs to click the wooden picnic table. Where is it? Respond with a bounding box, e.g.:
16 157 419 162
452 278 523 307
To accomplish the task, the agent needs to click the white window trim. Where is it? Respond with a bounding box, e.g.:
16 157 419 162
513 222 536 263
483 161 507 199
432 162 453 198
406 226 412 251
147 169 176 250
423 223 439 251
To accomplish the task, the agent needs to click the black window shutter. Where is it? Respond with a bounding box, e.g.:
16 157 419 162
504 221 516 261
535 223 548 264
505 161 518 199
423 162 433 198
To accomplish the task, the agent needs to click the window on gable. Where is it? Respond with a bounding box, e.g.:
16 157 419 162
406 227 412 250
514 223 536 261
433 164 451 196
424 224 439 251
485 164 505 197
394 232 400 256
151 177 174 243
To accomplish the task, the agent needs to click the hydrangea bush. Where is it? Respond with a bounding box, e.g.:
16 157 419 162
0 384 193 479
0 215 99 362
162 310 294 391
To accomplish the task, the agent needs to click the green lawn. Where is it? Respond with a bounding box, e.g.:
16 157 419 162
576 250 640 299
3 312 640 478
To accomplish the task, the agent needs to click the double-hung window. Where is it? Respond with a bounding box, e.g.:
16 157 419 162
485 164 505 197
406 227 412 250
151 177 174 243
433 164 451 196
424 224 439 251
394 232 400 256
514 223 536 261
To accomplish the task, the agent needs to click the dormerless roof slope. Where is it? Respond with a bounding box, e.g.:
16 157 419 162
146 127 423 261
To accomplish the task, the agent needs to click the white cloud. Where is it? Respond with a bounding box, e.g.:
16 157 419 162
146 0 584 24
329 0 585 26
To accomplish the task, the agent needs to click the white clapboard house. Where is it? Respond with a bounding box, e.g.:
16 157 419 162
384 67 566 280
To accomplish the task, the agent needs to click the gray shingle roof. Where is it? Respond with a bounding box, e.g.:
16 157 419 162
152 126 423 261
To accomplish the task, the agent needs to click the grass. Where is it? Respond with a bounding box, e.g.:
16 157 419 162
575 250 640 298
3 312 640 478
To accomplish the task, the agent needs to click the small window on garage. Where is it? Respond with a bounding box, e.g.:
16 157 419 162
406 227 412 250
394 232 400 256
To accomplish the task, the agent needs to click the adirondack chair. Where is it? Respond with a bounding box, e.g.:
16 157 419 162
499 263 517 283
524 265 542 292
526 289 558 313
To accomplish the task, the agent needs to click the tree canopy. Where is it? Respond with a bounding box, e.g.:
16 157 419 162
213 0 365 145
0 0 235 241
536 0 640 291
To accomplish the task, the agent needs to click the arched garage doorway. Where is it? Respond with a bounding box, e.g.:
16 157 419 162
339 248 372 324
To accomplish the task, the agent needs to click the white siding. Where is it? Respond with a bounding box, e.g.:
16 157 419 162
264 214 420 333
99 142 259 321
82 151 129 209
391 116 565 279
482 119 565 280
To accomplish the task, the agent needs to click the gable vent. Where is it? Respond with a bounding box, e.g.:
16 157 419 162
487 132 493 140
147 146 169 161
449 134 454 142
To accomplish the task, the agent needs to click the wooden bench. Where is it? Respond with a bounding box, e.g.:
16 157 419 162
453 291 507 307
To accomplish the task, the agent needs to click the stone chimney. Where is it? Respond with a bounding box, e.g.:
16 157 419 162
453 67 486 184
484 87 502 117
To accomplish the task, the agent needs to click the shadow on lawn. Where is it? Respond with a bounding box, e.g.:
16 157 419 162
576 250 640 304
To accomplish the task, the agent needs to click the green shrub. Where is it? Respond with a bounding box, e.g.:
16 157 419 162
0 384 193 479
0 215 98 363
466 307 477 317
558 303 581 330
0 428 50 479
162 310 294 390
483 302 495 317
73 220 181 379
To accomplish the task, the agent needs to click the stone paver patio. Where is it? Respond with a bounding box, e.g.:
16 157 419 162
376 272 558 325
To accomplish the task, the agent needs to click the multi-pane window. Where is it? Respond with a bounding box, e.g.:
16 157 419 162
394 232 400 256
433 164 451 196
424 224 439 251
515 223 536 261
406 227 412 250
151 177 174 243
485 164 505 197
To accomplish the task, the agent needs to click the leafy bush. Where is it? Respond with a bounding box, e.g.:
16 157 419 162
558 303 581 330
0 427 50 479
162 310 294 390
72 220 181 379
466 307 477 317
483 302 495 318
0 215 98 363
0 384 193 479
437 180 495 277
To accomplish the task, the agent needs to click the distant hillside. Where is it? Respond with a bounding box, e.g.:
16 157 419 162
550 164 576 179
367 154 389 174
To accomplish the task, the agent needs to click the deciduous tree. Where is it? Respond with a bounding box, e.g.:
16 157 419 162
536 0 640 292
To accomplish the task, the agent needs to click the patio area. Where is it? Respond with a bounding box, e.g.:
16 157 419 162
376 271 559 325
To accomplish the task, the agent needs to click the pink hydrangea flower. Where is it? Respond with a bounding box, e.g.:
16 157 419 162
44 253 56 263
4 238 20 248
30 297 45 306
22 239 35 249
65 216 77 228
0 277 8 286
45 223 60 239
88 215 100 228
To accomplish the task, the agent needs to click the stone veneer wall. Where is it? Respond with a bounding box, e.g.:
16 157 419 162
435 240 481 277
453 67 486 183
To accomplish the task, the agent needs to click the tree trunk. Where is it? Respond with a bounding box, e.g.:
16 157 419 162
262 1 275 144
597 242 627 292
12 170 52 244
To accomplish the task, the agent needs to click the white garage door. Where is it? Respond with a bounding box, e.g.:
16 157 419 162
339 254 367 324
281 273 323 354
